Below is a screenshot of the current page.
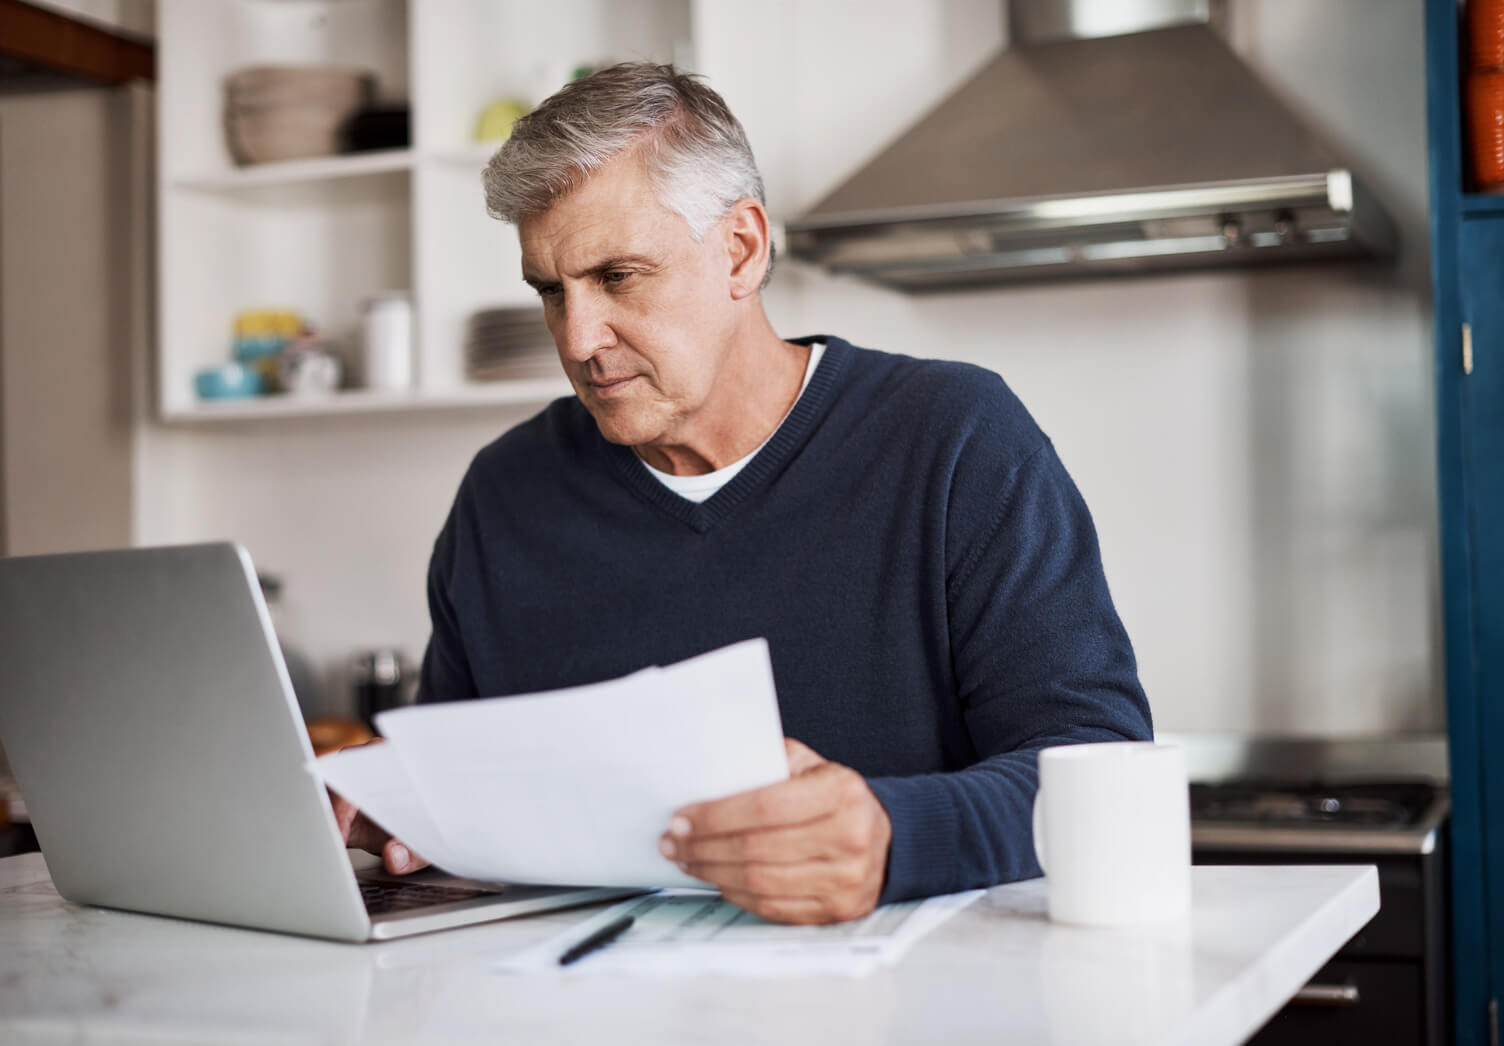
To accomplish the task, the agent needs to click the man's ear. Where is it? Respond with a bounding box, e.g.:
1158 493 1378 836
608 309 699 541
723 197 771 300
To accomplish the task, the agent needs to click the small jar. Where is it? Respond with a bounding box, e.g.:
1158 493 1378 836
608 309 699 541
352 649 415 732
362 292 413 391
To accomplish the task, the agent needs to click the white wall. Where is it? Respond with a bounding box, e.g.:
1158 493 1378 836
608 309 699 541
136 0 1439 733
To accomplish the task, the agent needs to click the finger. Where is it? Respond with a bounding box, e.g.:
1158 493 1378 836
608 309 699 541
328 791 359 843
350 813 394 855
681 856 871 900
383 837 429 875
663 817 848 865
330 792 376 847
329 795 392 856
673 763 861 838
718 888 848 926
784 738 826 776
327 735 388 845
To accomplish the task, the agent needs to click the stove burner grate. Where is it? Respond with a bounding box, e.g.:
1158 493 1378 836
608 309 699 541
1188 780 1437 829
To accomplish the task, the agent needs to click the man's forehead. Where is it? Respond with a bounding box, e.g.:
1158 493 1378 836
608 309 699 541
523 148 694 245
519 219 673 279
519 192 690 279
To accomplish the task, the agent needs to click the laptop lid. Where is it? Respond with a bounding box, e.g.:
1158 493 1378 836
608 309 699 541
0 542 373 941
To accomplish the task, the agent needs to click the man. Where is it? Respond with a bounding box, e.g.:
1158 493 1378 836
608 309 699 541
335 63 1151 925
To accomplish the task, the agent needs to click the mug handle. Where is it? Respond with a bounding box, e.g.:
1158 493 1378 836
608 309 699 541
1032 789 1047 874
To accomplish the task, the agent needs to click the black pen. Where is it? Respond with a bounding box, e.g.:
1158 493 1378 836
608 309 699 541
558 914 635 966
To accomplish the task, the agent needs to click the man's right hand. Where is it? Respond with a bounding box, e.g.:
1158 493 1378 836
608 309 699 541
329 791 429 875
326 739 428 875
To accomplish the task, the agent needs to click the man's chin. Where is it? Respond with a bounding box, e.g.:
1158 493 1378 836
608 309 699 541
581 402 662 448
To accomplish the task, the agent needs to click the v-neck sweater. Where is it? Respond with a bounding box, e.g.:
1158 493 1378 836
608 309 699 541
418 335 1152 903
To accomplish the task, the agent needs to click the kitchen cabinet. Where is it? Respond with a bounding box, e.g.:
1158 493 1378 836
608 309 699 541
1425 3 1504 1044
155 0 694 422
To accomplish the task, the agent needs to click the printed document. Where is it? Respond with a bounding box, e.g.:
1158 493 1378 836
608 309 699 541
314 638 788 889
492 889 984 977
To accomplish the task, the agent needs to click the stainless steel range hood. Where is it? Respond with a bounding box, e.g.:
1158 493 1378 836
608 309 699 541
785 1 1396 291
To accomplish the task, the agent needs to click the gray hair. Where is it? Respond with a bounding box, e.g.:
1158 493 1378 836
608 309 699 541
483 62 774 285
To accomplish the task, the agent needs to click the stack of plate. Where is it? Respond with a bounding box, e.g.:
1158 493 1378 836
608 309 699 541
224 65 374 166
465 307 559 381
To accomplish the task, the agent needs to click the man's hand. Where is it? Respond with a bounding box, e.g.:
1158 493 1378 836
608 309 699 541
659 738 892 924
326 740 428 876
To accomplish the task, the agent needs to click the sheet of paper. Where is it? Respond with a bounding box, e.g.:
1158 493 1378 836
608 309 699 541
491 889 984 977
313 638 788 889
315 743 496 882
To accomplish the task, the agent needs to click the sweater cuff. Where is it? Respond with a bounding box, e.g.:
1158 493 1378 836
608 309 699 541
866 775 966 906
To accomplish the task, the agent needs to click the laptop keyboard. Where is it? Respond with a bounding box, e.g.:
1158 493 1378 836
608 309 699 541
359 880 493 916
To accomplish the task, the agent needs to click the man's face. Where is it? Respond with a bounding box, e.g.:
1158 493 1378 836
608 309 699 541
518 153 739 449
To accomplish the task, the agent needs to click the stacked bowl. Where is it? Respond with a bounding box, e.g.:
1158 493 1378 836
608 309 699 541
224 65 373 166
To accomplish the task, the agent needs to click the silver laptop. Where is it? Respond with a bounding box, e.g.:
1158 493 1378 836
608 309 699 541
0 542 634 941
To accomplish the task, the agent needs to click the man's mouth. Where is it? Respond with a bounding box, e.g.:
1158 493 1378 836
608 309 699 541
587 375 639 397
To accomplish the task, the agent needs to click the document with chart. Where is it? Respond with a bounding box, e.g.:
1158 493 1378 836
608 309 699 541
492 889 984 977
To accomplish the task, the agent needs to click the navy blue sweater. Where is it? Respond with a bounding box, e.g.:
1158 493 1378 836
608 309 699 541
417 336 1152 903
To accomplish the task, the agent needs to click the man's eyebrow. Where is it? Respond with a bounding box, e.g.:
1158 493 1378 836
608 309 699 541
523 254 661 288
579 254 660 277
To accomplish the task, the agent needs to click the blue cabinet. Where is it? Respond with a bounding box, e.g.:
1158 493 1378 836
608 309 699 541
1427 3 1504 1043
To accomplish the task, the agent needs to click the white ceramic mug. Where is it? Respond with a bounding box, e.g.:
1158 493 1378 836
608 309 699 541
1032 741 1191 926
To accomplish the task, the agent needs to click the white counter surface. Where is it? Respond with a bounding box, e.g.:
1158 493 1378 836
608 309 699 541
0 852 1377 1045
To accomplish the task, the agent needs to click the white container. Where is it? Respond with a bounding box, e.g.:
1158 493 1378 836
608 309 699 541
362 292 413 391
1032 741 1191 926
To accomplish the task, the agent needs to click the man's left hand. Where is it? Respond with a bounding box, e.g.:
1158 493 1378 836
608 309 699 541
660 738 892 924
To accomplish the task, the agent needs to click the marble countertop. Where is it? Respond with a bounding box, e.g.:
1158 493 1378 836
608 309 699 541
0 853 1377 1046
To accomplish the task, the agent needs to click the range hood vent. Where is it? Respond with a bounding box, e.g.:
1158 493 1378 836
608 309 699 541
785 16 1395 291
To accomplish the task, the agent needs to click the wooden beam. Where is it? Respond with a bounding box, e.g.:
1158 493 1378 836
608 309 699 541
0 0 154 85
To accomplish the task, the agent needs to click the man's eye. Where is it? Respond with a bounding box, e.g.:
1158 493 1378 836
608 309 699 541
536 285 563 300
603 271 631 287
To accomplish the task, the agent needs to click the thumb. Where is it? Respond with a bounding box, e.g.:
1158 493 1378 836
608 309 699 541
784 737 827 776
384 837 429 875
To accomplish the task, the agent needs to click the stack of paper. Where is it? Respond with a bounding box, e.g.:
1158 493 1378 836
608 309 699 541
314 639 789 889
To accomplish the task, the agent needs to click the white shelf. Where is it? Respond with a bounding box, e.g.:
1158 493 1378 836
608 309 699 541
173 150 416 193
162 379 573 423
157 0 691 423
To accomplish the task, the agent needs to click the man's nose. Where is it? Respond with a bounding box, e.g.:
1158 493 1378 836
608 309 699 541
555 292 615 363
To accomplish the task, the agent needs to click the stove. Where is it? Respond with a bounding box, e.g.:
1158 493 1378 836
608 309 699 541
1190 778 1450 854
1173 736 1451 1046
